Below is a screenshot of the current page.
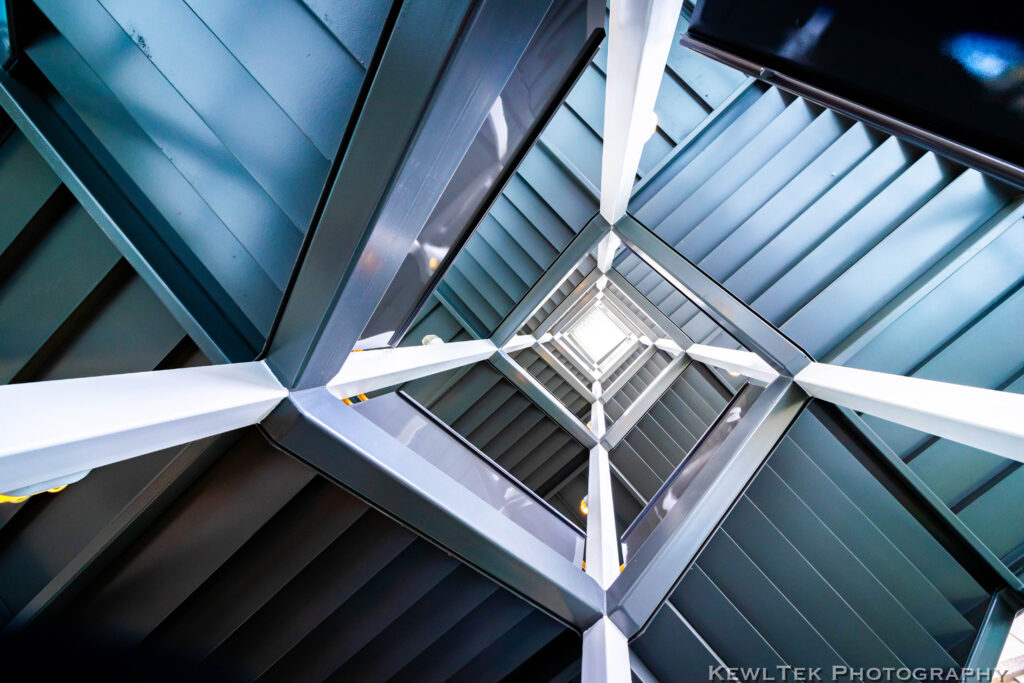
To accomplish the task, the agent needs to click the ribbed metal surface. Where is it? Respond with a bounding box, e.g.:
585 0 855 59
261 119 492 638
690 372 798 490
514 346 591 420
635 406 990 677
17 429 579 681
614 256 742 353
404 361 589 501
602 350 671 423
21 0 390 339
523 257 596 335
623 64 1024 580
0 109 204 625
609 364 733 509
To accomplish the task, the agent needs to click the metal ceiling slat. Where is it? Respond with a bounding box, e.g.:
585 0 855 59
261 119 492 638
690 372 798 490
745 466 958 669
723 496 904 668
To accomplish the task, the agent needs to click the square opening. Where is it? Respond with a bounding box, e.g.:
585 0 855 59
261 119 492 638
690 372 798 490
568 306 628 364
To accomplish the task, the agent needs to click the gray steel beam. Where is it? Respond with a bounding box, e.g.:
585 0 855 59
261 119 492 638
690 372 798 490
536 343 597 402
263 387 604 629
491 351 599 449
492 214 611 345
607 378 807 637
606 269 692 349
535 269 603 337
601 355 690 449
614 215 811 375
603 345 657 402
270 0 557 388
961 590 1024 682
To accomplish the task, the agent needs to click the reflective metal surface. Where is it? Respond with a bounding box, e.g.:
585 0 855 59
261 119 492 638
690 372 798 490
620 382 763 559
364 0 605 344
356 392 585 563
263 386 605 628
607 377 806 637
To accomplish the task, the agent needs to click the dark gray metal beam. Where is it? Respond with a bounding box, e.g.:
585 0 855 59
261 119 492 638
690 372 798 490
492 214 611 345
607 378 807 637
262 388 604 629
961 590 1024 682
269 0 557 388
614 214 811 375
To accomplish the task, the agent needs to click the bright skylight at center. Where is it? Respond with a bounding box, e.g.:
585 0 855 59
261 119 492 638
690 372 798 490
569 307 627 362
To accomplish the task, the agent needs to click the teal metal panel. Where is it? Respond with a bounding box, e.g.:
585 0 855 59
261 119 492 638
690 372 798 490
0 203 119 383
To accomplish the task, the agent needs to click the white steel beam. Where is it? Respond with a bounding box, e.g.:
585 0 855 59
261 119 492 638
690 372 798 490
536 343 597 401
0 362 286 494
686 344 779 386
795 363 1024 463
582 616 632 683
327 339 496 399
503 334 538 353
586 402 620 589
596 232 623 272
600 0 684 223
604 345 658 401
654 338 683 355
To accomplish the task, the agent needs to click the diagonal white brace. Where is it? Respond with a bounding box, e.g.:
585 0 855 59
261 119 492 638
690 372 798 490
600 0 685 223
327 339 497 399
796 362 1024 463
0 362 286 494
686 344 779 385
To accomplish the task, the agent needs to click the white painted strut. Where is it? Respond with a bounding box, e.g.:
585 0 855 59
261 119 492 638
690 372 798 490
502 334 537 353
686 344 779 385
582 617 632 683
327 339 497 399
796 362 1024 463
0 362 286 494
596 232 623 272
654 338 683 355
600 0 685 223
585 400 620 591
